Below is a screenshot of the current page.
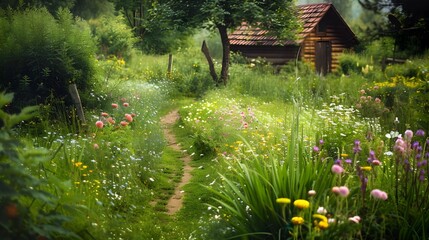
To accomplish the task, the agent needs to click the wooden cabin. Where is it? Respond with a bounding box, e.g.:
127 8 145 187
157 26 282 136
228 3 358 75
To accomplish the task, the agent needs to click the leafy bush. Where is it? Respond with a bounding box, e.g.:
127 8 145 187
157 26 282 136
0 92 79 239
0 8 97 111
89 14 137 60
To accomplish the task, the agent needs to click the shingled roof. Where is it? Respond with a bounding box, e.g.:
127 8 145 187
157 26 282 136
229 3 353 46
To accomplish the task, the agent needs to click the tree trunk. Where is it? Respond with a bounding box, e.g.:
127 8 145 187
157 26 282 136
201 40 219 84
217 25 230 85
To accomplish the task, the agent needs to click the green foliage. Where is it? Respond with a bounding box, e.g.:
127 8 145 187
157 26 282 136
0 92 79 239
0 8 97 111
89 14 138 59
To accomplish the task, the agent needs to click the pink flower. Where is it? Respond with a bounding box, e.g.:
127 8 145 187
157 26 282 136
331 164 344 174
370 189 388 200
107 117 115 124
95 120 104 129
243 122 248 129
348 215 361 223
93 143 99 149
332 186 340 194
123 102 129 107
359 89 366 95
120 121 129 126
372 160 382 166
404 130 413 141
374 97 381 103
338 186 350 197
111 103 118 108
101 112 109 117
125 113 133 122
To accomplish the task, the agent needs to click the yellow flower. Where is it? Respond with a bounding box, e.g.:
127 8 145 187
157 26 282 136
294 199 310 209
291 216 305 225
74 162 83 167
340 153 349 158
313 214 328 223
318 220 329 229
276 198 291 205
361 166 372 171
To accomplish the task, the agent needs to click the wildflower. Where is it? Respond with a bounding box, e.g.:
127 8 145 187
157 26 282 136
120 121 129 126
404 130 413 141
95 121 104 129
313 214 328 223
318 220 329 229
294 199 310 209
308 190 316 196
101 112 109 117
375 97 381 103
107 117 115 124
361 166 372 171
313 146 320 152
93 143 99 149
331 164 344 174
341 153 349 158
111 103 119 108
291 216 305 225
338 186 350 197
125 113 133 122
345 159 352 164
353 140 362 154
243 122 248 129
359 89 366 95
372 160 382 166
276 198 291 205
319 139 324 145
415 129 425 137
370 189 388 200
348 216 361 223
331 186 340 194
317 207 327 215
123 102 129 107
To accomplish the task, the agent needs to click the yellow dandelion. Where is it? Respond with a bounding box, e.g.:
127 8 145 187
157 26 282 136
318 220 329 229
291 216 305 225
313 214 328 223
294 199 310 209
340 153 349 158
276 198 291 205
361 166 372 171
74 162 83 167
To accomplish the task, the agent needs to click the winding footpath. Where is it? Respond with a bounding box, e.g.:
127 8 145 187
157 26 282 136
160 109 193 215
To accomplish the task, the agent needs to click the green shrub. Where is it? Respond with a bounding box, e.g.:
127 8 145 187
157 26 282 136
0 92 80 239
0 8 97 111
89 14 138 60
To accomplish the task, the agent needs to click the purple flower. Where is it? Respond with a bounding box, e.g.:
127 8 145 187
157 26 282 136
313 146 320 152
415 129 425 137
338 186 350 197
319 139 324 145
353 140 362 154
345 159 352 164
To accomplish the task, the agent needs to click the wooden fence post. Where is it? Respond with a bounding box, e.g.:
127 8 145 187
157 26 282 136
68 83 86 125
167 54 173 76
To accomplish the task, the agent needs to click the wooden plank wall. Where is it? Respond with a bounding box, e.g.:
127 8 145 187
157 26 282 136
301 10 355 72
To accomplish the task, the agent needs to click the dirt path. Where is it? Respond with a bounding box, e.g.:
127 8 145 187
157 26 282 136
160 109 193 215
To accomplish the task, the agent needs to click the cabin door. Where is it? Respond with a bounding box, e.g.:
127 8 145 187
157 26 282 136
315 41 331 75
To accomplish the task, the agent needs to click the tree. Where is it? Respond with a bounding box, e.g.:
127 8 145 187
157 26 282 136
358 0 429 53
168 0 299 85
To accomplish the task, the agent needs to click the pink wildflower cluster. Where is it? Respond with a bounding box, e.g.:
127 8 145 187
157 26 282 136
370 189 388 200
332 186 350 197
94 100 136 129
